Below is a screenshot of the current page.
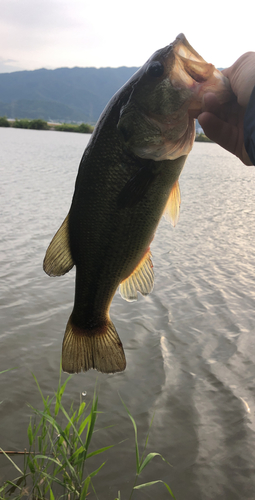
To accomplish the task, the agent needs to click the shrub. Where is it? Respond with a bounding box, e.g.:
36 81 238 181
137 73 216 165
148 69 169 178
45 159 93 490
0 116 10 127
55 123 78 132
77 123 94 134
55 122 94 133
12 119 30 129
28 119 49 130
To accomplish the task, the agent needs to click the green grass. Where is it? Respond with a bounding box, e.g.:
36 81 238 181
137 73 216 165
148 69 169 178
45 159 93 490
0 365 176 499
53 123 94 133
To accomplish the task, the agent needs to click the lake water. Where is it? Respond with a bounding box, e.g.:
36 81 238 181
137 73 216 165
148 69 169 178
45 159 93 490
1 127 255 499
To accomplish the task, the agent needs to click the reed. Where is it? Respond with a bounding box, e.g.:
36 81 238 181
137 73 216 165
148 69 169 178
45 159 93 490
0 366 176 499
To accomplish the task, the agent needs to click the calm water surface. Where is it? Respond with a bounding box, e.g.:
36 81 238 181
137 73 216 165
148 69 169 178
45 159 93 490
1 127 255 499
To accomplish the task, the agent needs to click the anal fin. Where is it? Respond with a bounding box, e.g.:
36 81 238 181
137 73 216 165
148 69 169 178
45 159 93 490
43 214 74 277
164 180 181 227
119 250 154 302
62 316 126 374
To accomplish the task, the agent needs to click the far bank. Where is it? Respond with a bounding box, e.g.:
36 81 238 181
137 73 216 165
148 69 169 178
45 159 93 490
0 116 210 141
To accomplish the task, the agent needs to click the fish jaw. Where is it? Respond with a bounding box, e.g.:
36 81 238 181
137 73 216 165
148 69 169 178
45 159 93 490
171 33 233 111
117 33 233 161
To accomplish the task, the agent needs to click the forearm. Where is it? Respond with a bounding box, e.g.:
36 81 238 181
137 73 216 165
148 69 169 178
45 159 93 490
244 85 255 165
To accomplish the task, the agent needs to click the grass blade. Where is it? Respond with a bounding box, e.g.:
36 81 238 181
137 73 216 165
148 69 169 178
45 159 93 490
0 368 17 375
35 470 75 491
79 463 106 500
27 419 34 446
31 372 47 406
89 461 106 478
5 475 28 495
139 452 162 474
77 401 86 420
85 393 98 452
134 480 176 499
0 448 23 474
49 487 55 500
80 476 91 500
120 399 140 473
140 412 155 463
86 445 114 460
78 414 90 437
57 400 83 447
31 408 72 448
5 480 23 493
54 375 73 416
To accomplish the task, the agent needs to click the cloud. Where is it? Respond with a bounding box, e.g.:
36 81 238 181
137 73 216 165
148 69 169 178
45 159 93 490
0 0 77 30
0 0 92 70
0 57 24 73
0 0 254 72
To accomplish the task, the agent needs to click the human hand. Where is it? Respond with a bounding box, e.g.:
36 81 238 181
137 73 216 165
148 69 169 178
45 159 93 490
222 52 255 108
198 52 255 165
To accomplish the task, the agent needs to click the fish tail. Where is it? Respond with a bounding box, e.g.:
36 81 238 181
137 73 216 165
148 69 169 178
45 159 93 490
62 316 126 374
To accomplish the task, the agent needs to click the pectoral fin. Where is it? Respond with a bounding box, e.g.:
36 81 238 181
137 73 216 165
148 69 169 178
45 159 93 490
119 250 154 302
117 167 156 209
163 180 181 227
43 214 74 277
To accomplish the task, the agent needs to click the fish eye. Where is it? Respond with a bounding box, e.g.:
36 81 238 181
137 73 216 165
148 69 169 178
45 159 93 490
147 61 164 78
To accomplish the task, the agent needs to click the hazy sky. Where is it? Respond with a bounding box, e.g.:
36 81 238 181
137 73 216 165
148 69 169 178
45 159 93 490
0 0 254 73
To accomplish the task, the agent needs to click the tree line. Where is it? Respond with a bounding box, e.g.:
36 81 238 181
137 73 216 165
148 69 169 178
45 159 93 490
0 116 94 133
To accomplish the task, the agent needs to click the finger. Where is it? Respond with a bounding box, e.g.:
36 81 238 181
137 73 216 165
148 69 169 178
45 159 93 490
202 93 221 113
198 112 238 153
201 93 229 120
198 112 253 165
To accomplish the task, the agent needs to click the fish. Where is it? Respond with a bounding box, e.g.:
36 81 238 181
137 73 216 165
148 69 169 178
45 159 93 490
43 34 232 374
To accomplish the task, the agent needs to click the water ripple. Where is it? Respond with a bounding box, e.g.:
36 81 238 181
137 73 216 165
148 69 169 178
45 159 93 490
1 133 255 498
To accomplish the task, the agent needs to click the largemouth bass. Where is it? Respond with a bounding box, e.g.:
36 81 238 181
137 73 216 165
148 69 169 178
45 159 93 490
44 34 232 374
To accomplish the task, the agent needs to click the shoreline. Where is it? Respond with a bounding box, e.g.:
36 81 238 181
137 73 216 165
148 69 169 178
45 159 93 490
0 116 94 133
0 116 210 140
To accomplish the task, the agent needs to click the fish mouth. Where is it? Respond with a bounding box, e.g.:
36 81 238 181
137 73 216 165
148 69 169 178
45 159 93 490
143 33 234 159
171 33 233 115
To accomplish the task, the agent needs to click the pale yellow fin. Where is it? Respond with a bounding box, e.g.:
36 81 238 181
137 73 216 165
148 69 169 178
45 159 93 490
164 180 181 227
119 250 154 302
62 316 126 374
43 214 74 277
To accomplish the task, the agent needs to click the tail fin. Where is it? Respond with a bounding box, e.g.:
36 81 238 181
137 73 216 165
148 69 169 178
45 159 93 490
62 316 126 374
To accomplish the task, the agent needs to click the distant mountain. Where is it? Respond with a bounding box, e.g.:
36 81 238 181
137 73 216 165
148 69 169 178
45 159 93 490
0 66 139 124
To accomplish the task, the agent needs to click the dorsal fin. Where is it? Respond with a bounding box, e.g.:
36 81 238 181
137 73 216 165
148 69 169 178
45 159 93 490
43 214 74 277
164 180 181 226
119 250 154 302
